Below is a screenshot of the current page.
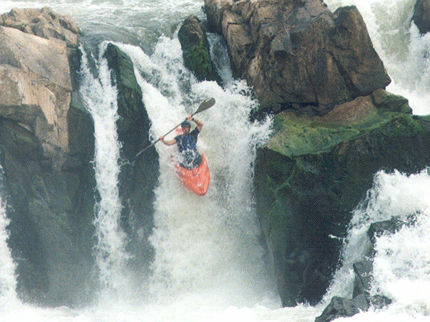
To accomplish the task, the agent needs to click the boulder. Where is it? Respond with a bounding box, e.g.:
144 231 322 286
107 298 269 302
352 259 373 298
370 295 392 309
0 7 79 47
254 93 430 306
0 8 96 306
0 21 78 167
412 0 430 34
367 217 407 245
178 15 221 83
315 294 369 322
103 43 158 273
204 0 390 114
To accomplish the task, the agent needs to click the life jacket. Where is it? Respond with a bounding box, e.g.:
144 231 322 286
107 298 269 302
175 128 201 169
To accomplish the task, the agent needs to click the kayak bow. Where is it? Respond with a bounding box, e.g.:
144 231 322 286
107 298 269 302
175 153 210 196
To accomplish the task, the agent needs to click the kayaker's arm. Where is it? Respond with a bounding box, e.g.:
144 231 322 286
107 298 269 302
160 136 176 146
189 115 203 132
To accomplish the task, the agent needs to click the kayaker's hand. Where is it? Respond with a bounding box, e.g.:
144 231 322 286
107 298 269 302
160 136 165 142
187 115 192 121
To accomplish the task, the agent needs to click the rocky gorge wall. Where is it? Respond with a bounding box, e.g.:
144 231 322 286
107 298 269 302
0 8 97 305
0 8 158 306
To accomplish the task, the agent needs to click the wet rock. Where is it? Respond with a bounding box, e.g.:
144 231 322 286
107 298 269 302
178 15 221 83
103 43 158 273
0 8 95 306
255 101 430 306
315 294 369 322
204 0 390 114
367 217 407 244
412 0 430 34
370 294 392 309
352 259 373 298
371 89 412 114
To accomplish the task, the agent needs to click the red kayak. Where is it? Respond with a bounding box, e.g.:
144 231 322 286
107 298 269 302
175 153 210 196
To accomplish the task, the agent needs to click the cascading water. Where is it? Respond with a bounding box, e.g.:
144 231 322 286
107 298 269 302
323 170 430 321
0 169 18 307
79 43 131 297
117 34 279 310
0 0 429 320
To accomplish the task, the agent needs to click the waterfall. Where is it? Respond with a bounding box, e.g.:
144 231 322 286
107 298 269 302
0 168 17 306
116 33 277 309
79 43 131 296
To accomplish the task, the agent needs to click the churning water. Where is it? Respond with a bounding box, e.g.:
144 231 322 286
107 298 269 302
0 169 18 307
0 0 429 321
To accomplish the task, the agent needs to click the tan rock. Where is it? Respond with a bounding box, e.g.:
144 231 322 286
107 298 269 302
0 25 72 162
205 0 391 115
0 7 79 47
318 96 376 125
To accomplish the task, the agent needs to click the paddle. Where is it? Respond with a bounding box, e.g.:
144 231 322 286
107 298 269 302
134 97 216 159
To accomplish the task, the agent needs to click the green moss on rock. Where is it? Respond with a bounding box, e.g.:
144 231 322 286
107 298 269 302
103 43 158 274
178 15 221 83
255 94 430 306
268 100 417 158
371 88 412 114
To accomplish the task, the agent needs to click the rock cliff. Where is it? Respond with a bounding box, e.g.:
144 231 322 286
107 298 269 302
254 91 430 305
204 0 390 114
0 8 96 305
315 218 403 321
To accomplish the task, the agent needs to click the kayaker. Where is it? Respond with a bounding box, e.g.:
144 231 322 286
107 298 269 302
160 116 204 169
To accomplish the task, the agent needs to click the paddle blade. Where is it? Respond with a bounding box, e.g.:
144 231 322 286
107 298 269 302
194 97 215 114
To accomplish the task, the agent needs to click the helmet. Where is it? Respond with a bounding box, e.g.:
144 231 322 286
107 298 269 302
181 120 191 128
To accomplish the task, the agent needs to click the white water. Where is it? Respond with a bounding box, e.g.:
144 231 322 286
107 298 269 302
326 170 430 321
0 0 429 321
0 169 18 308
118 35 280 311
79 44 131 297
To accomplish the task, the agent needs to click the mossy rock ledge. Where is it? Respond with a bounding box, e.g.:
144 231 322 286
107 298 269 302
254 90 430 306
178 15 221 83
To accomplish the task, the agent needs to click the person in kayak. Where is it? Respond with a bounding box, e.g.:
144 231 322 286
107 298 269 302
160 116 204 169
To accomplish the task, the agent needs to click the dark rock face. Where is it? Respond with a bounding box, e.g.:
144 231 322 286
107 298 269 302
254 99 430 306
413 0 430 34
352 260 373 298
0 115 96 306
367 217 407 245
204 0 390 114
0 8 97 306
178 15 221 83
103 43 158 273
